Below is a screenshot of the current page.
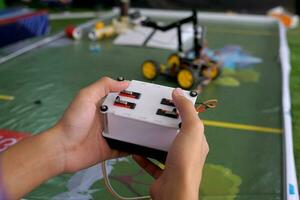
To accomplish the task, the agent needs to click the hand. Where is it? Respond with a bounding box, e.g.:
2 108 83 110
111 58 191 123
133 88 209 200
54 77 129 173
0 77 129 200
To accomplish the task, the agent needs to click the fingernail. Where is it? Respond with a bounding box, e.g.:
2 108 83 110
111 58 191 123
174 88 184 96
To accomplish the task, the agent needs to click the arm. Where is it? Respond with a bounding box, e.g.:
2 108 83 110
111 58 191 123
0 77 129 200
0 128 63 199
133 88 209 200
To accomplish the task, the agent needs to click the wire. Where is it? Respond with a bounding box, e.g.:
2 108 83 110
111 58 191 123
196 99 218 113
101 161 152 200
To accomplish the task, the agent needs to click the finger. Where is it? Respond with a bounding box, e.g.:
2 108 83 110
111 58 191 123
132 155 163 179
81 77 129 103
172 88 199 125
89 77 129 95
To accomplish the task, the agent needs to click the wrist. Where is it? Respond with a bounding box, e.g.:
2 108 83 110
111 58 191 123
157 172 199 200
38 127 66 176
0 127 66 199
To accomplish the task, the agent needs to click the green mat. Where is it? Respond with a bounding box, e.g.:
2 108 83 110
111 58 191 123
0 12 285 199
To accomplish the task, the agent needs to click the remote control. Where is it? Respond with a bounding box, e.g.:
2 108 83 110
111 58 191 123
100 80 198 161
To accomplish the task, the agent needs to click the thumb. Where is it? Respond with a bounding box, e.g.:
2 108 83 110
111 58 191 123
80 77 129 104
172 88 199 126
87 77 129 97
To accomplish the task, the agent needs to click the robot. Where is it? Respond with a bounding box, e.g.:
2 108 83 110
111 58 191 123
141 10 221 89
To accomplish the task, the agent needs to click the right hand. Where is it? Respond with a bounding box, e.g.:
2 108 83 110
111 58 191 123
133 88 209 200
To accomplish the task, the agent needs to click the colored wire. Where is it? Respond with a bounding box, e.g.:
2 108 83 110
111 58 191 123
101 161 151 200
196 99 218 113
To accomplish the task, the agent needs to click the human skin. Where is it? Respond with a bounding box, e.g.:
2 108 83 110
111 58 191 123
134 88 209 200
0 77 208 200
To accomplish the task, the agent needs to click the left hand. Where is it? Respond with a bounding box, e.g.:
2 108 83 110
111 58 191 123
53 77 129 173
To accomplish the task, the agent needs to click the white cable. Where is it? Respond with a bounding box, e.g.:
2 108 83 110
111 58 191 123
101 161 151 200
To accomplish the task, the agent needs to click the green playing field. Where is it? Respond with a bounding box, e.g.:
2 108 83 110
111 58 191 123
0 11 284 199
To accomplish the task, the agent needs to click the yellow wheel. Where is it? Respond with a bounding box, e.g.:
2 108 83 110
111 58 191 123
202 62 220 80
210 65 220 80
167 53 180 68
142 60 159 80
177 69 194 89
167 54 181 77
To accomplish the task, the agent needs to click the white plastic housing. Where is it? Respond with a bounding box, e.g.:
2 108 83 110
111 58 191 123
101 80 197 152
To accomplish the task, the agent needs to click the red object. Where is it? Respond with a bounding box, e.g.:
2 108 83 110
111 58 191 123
65 25 76 38
65 25 82 40
0 129 30 153
119 93 136 99
119 91 141 99
197 106 206 113
114 102 131 109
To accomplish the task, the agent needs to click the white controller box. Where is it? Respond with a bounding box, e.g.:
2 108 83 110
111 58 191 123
100 80 198 160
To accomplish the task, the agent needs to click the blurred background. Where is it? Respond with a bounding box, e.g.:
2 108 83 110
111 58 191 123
0 0 299 199
1 0 299 14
